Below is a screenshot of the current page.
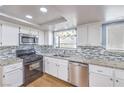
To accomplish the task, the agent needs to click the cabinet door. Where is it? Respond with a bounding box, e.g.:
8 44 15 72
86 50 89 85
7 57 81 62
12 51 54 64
44 61 49 74
1 24 19 46
77 24 88 46
89 73 113 87
115 78 124 87
2 68 23 87
20 27 30 34
114 68 124 87
88 23 101 46
0 24 2 46
38 31 44 45
30 28 39 36
58 62 68 81
49 62 58 77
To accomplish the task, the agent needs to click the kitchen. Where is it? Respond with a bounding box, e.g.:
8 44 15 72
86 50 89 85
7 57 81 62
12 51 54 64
0 5 124 87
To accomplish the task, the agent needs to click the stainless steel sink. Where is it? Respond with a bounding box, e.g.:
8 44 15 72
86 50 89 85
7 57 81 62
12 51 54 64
53 54 70 57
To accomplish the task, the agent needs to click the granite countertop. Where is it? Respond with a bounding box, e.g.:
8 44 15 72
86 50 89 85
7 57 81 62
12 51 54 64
0 57 23 66
40 53 124 70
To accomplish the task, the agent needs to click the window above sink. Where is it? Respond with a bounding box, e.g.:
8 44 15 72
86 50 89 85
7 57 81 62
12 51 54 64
53 29 77 49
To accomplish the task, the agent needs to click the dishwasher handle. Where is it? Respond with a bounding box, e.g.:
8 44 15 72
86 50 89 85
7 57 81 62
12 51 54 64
69 61 88 67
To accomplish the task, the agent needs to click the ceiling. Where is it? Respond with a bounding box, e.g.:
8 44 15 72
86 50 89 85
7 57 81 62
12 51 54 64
0 5 124 31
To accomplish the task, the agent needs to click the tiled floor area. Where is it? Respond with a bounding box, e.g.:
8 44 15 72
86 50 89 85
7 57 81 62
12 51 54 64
26 73 74 87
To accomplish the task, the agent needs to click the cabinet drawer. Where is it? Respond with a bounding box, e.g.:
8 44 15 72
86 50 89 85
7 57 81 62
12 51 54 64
3 62 23 73
89 64 113 76
44 57 68 64
115 69 124 79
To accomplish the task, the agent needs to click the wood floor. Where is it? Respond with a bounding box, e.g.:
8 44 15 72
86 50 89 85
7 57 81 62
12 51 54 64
26 73 74 87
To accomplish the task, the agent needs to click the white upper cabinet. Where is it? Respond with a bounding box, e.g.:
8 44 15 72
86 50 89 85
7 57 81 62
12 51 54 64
1 24 19 46
87 23 101 46
77 22 101 46
38 31 44 45
19 27 30 34
30 28 39 36
20 27 39 36
77 24 88 46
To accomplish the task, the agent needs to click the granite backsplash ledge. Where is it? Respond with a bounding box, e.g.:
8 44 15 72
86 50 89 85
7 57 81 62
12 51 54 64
0 46 17 58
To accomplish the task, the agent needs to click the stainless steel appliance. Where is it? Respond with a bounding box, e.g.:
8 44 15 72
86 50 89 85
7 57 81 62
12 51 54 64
19 33 38 44
69 61 89 87
16 49 43 85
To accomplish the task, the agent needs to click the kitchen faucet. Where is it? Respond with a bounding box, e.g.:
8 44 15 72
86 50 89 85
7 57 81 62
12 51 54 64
63 50 66 55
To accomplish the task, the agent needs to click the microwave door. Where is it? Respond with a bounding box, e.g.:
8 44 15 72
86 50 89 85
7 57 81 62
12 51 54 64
29 37 35 44
22 37 29 44
19 33 38 44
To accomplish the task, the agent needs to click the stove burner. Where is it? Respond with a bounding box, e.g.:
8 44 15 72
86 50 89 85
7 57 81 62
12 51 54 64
20 54 43 64
16 49 43 63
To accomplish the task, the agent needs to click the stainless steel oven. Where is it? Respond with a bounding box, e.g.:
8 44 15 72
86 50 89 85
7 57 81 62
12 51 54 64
19 33 38 44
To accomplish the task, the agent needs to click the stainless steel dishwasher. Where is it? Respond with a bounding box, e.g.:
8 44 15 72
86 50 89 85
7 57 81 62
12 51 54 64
69 61 89 87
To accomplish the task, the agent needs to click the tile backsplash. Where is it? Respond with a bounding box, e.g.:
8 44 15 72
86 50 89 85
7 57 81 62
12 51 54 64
0 45 124 61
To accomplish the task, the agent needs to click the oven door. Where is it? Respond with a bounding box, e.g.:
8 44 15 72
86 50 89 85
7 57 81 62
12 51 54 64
24 60 43 85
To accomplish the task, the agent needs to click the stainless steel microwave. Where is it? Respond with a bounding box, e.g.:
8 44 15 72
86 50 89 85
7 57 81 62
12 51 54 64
19 33 38 44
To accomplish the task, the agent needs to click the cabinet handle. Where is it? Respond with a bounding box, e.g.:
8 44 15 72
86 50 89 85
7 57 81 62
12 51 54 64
110 78 113 81
3 75 5 78
116 80 119 82
97 70 103 73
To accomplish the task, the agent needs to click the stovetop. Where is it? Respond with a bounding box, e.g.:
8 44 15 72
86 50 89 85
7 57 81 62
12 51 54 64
16 49 43 63
19 54 43 63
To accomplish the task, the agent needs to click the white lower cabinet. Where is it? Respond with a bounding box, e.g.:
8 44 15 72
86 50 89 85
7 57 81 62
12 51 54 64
0 62 23 87
44 61 49 74
49 61 58 77
89 64 124 87
57 62 68 82
114 69 124 87
44 57 68 82
89 73 113 87
115 78 124 87
2 68 23 87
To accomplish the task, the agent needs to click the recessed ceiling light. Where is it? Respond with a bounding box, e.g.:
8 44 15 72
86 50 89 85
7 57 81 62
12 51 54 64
40 7 48 13
25 15 32 19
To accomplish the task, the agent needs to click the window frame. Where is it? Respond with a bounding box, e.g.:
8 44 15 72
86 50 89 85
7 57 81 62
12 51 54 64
53 28 77 49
